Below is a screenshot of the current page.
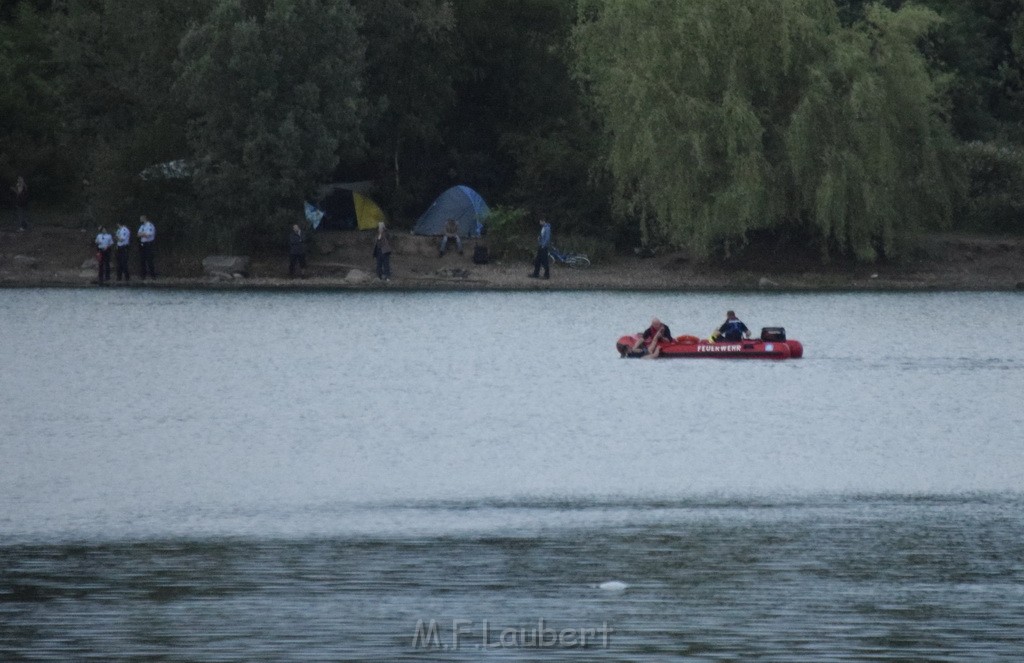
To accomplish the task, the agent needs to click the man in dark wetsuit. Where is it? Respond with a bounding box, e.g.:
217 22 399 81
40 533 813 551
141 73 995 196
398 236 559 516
714 310 750 342
628 317 673 358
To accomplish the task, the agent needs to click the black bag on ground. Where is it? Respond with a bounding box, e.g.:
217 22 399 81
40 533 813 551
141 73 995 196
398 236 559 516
472 244 489 264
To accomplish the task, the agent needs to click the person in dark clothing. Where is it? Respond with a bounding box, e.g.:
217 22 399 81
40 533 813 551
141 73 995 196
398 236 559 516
529 218 551 279
373 222 392 281
714 310 751 342
288 224 307 277
12 176 29 231
629 317 673 358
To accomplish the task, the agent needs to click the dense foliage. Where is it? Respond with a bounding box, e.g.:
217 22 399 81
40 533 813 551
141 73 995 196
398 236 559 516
0 1 66 194
51 0 212 225
574 0 959 260
177 0 367 248
1 0 1022 259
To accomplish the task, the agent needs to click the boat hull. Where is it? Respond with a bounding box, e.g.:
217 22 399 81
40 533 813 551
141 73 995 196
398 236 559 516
617 335 803 359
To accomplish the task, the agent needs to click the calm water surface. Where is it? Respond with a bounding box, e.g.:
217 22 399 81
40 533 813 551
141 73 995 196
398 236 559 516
1 289 1022 660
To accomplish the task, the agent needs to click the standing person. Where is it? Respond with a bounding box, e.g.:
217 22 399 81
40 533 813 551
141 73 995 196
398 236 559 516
11 176 29 231
288 223 307 278
439 218 463 257
94 226 114 284
530 217 551 279
115 223 131 282
373 221 392 281
137 214 156 279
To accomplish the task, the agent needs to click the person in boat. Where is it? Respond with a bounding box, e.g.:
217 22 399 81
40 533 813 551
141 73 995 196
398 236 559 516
630 317 673 358
713 310 750 342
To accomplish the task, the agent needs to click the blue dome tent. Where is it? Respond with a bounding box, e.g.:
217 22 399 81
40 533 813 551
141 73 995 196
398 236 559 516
413 185 489 237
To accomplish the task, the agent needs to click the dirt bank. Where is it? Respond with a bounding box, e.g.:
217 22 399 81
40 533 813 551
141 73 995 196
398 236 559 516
2 225 1023 291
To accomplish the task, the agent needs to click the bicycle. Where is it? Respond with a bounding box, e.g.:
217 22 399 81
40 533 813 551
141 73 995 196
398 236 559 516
548 246 591 268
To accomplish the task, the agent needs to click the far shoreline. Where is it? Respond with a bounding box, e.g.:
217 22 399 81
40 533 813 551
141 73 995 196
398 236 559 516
3 226 1022 293
2 274 1022 293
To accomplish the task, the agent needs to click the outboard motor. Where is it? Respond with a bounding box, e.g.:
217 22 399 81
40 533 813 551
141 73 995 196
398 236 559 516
760 327 787 342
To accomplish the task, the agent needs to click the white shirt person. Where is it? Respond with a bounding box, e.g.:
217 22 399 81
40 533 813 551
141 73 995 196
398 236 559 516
137 215 157 278
114 223 132 281
94 227 114 283
94 229 114 250
138 216 156 244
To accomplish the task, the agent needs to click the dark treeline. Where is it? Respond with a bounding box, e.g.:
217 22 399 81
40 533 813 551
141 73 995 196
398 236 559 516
1 0 1023 261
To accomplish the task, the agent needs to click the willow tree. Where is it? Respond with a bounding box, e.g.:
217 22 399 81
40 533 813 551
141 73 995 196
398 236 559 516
789 4 960 259
574 0 960 261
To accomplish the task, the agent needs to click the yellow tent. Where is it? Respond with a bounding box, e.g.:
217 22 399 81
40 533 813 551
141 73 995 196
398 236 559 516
315 182 387 230
352 192 385 230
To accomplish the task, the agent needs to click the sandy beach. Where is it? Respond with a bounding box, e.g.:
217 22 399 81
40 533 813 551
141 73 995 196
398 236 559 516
2 225 1023 291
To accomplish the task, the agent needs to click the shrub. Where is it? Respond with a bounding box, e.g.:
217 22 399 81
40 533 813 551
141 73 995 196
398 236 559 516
483 206 534 260
960 140 1024 233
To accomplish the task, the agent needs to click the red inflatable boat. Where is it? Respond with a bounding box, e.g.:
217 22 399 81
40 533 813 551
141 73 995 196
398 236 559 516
617 327 803 360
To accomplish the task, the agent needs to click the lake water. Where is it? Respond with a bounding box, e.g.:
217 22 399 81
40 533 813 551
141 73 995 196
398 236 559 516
1 288 1023 660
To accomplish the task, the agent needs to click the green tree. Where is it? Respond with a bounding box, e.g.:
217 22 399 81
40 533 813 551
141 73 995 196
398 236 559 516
789 4 961 259
919 0 1024 142
574 0 960 261
177 0 366 249
858 0 1024 142
52 0 213 220
352 0 455 212
0 1 67 196
446 0 612 237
